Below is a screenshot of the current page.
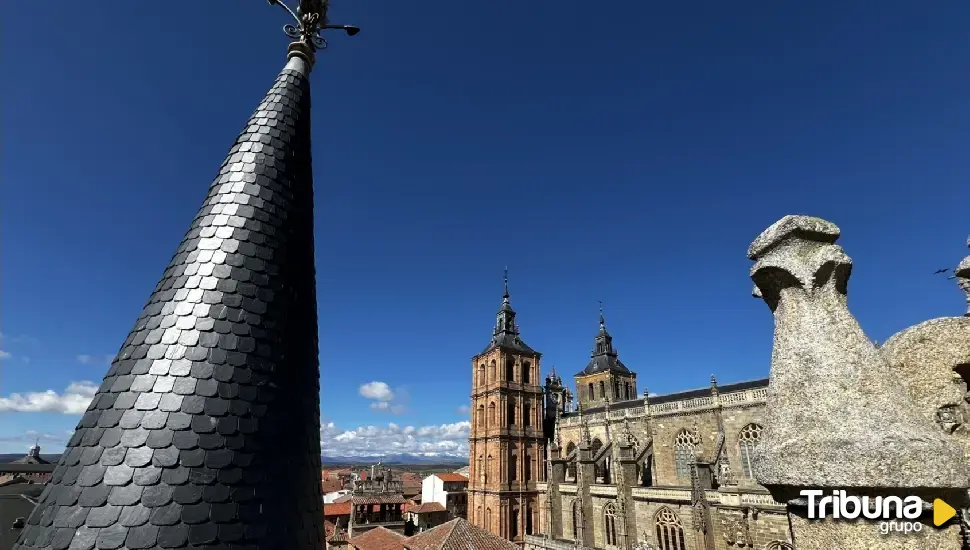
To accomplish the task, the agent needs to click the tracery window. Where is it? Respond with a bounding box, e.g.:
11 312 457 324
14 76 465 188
673 430 697 480
738 423 764 479
604 502 618 546
655 507 686 550
765 542 795 550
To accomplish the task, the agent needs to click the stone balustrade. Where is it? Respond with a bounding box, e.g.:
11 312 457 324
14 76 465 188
631 487 692 501
524 534 597 550
560 385 768 426
589 485 618 497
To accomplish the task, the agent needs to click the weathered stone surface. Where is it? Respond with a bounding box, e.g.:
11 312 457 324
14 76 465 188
788 514 963 550
748 215 969 493
882 316 970 460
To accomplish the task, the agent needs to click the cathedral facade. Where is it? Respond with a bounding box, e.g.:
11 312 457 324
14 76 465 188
467 284 792 550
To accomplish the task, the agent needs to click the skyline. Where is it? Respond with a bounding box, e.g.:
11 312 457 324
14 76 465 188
3 0 970 458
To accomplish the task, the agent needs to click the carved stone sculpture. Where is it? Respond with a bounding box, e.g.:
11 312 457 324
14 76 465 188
747 215 968 495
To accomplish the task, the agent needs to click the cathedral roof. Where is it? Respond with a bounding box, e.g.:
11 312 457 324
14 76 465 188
479 272 539 357
576 307 631 376
12 42 326 549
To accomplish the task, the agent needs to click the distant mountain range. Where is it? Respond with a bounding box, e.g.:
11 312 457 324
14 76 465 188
0 454 60 463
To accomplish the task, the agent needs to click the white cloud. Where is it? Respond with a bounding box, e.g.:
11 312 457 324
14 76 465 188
0 381 99 414
359 382 409 414
77 354 113 366
321 420 471 458
0 350 10 360
359 381 394 402
456 404 470 415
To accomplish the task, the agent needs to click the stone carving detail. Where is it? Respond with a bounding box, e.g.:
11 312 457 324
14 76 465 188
721 511 751 547
937 404 964 434
747 215 969 493
632 533 657 550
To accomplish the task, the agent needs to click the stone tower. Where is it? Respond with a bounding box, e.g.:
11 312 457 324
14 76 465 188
469 273 546 544
575 307 637 409
13 3 358 547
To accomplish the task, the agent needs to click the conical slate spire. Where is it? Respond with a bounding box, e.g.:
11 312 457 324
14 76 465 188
15 56 323 549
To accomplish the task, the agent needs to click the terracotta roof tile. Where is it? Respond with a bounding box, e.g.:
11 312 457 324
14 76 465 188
324 502 352 516
352 494 406 505
434 473 468 483
409 502 446 514
323 479 346 493
404 518 517 550
349 526 407 550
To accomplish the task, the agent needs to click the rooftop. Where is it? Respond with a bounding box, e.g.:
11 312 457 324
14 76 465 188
349 526 407 550
408 502 446 514
434 473 468 483
404 518 517 550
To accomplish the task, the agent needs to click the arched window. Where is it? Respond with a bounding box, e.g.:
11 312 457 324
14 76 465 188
765 542 794 550
614 381 620 400
508 400 517 425
604 502 618 546
477 505 483 526
599 381 606 398
625 382 631 399
522 361 531 384
486 455 492 483
477 405 485 427
509 454 518 481
477 456 484 482
488 402 496 425
673 430 696 480
524 402 531 427
506 357 515 382
571 499 580 538
587 383 594 401
478 363 486 385
655 507 686 550
526 503 533 535
525 454 532 481
485 507 492 532
738 423 764 478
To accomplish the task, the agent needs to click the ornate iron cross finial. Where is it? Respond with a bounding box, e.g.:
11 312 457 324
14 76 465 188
267 0 359 53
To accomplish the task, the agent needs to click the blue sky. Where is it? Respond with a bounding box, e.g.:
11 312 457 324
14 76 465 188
2 1 968 458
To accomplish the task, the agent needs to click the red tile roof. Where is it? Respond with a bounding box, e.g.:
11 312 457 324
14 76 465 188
334 494 355 503
403 518 516 550
324 502 352 517
408 502 446 514
434 473 468 483
323 479 346 493
352 494 406 505
400 472 422 482
349 526 407 550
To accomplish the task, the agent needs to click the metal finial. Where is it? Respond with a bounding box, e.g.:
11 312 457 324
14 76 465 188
267 0 359 55
598 301 605 326
503 266 509 300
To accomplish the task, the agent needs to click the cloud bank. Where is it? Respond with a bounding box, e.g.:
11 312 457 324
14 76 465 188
0 381 99 414
321 420 470 458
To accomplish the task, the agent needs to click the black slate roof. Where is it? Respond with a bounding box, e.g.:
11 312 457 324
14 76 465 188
13 55 323 550
566 377 770 415
575 315 630 376
479 283 539 357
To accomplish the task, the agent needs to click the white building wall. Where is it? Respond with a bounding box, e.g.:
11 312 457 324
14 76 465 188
421 475 446 507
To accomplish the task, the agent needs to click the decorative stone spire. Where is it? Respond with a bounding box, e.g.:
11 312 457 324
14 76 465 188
12 5 358 548
577 302 631 376
481 269 536 355
955 236 970 316
748 215 969 499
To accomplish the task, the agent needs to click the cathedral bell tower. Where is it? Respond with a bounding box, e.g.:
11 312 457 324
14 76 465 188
469 272 546 545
